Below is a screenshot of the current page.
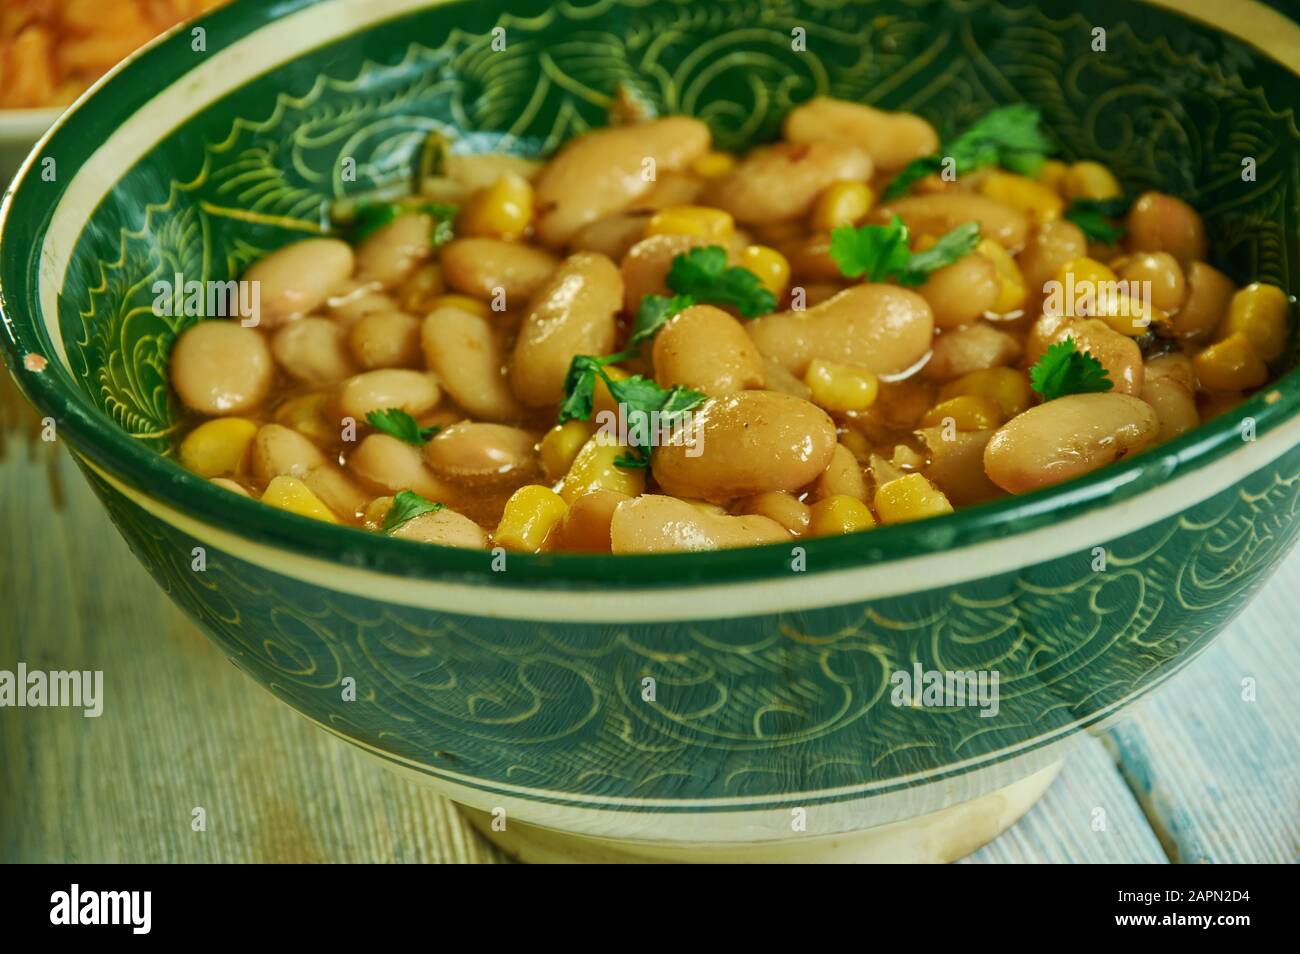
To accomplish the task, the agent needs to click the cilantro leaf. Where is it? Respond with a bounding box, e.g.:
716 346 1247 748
613 448 650 469
382 490 444 533
350 200 458 245
558 355 706 464
958 104 1054 172
603 372 680 415
885 104 1054 198
605 374 706 468
829 216 913 280
665 246 775 317
558 354 616 424
898 221 982 285
366 408 438 445
881 155 944 201
1029 337 1113 401
829 216 980 285
1064 197 1131 244
658 384 708 417
628 293 695 348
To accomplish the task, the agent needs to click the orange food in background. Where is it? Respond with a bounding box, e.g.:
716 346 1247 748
0 1 226 109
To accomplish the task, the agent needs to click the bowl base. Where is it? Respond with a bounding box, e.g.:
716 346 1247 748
460 761 1061 863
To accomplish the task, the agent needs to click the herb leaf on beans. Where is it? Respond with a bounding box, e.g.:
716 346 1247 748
558 354 621 423
1064 197 1131 244
382 490 444 533
366 408 438 445
1029 337 1113 401
622 248 775 356
885 104 1054 198
663 246 776 317
627 293 697 348
558 354 706 468
829 216 981 285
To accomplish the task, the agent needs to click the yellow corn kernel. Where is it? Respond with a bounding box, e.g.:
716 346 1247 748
979 171 1064 224
427 293 491 318
739 244 791 298
1193 333 1268 392
494 485 569 552
808 495 877 536
1092 288 1169 338
937 367 1033 420
560 434 646 503
540 419 597 482
1063 161 1122 201
1057 256 1118 318
810 180 874 231
804 360 880 413
690 150 737 179
1059 256 1118 287
919 395 1002 431
977 239 1028 313
592 365 630 419
261 475 339 523
458 172 534 240
179 417 258 478
1221 283 1288 362
1036 159 1069 192
873 473 954 525
645 205 734 242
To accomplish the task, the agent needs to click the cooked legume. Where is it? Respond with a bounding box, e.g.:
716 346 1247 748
167 99 1291 553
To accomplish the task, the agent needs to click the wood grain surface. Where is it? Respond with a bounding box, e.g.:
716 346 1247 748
1 378 1296 863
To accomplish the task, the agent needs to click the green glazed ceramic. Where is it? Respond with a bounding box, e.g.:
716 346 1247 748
2 0 1298 861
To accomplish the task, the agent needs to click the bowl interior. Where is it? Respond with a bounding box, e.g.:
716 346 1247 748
1 0 1298 586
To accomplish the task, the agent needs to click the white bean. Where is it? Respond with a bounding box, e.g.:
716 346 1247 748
242 238 354 327
335 369 441 423
421 306 523 422
271 317 356 385
171 321 274 415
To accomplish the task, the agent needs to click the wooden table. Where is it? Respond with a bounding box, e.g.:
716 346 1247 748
2 382 1296 863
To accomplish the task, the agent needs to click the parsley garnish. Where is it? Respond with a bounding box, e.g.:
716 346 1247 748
829 216 981 285
613 449 650 469
350 200 458 246
366 408 438 445
382 490 444 533
558 354 706 467
1029 337 1113 401
664 246 775 318
885 104 1054 198
1064 197 1131 244
620 249 774 355
627 293 696 349
558 354 620 424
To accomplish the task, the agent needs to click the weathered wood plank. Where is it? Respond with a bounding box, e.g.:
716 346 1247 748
0 435 505 863
965 738 1169 863
1100 551 1300 864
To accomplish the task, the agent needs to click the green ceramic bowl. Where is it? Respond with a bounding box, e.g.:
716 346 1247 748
2 0 1298 861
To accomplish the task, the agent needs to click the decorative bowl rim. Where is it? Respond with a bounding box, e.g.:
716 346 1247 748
1 0 1298 594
